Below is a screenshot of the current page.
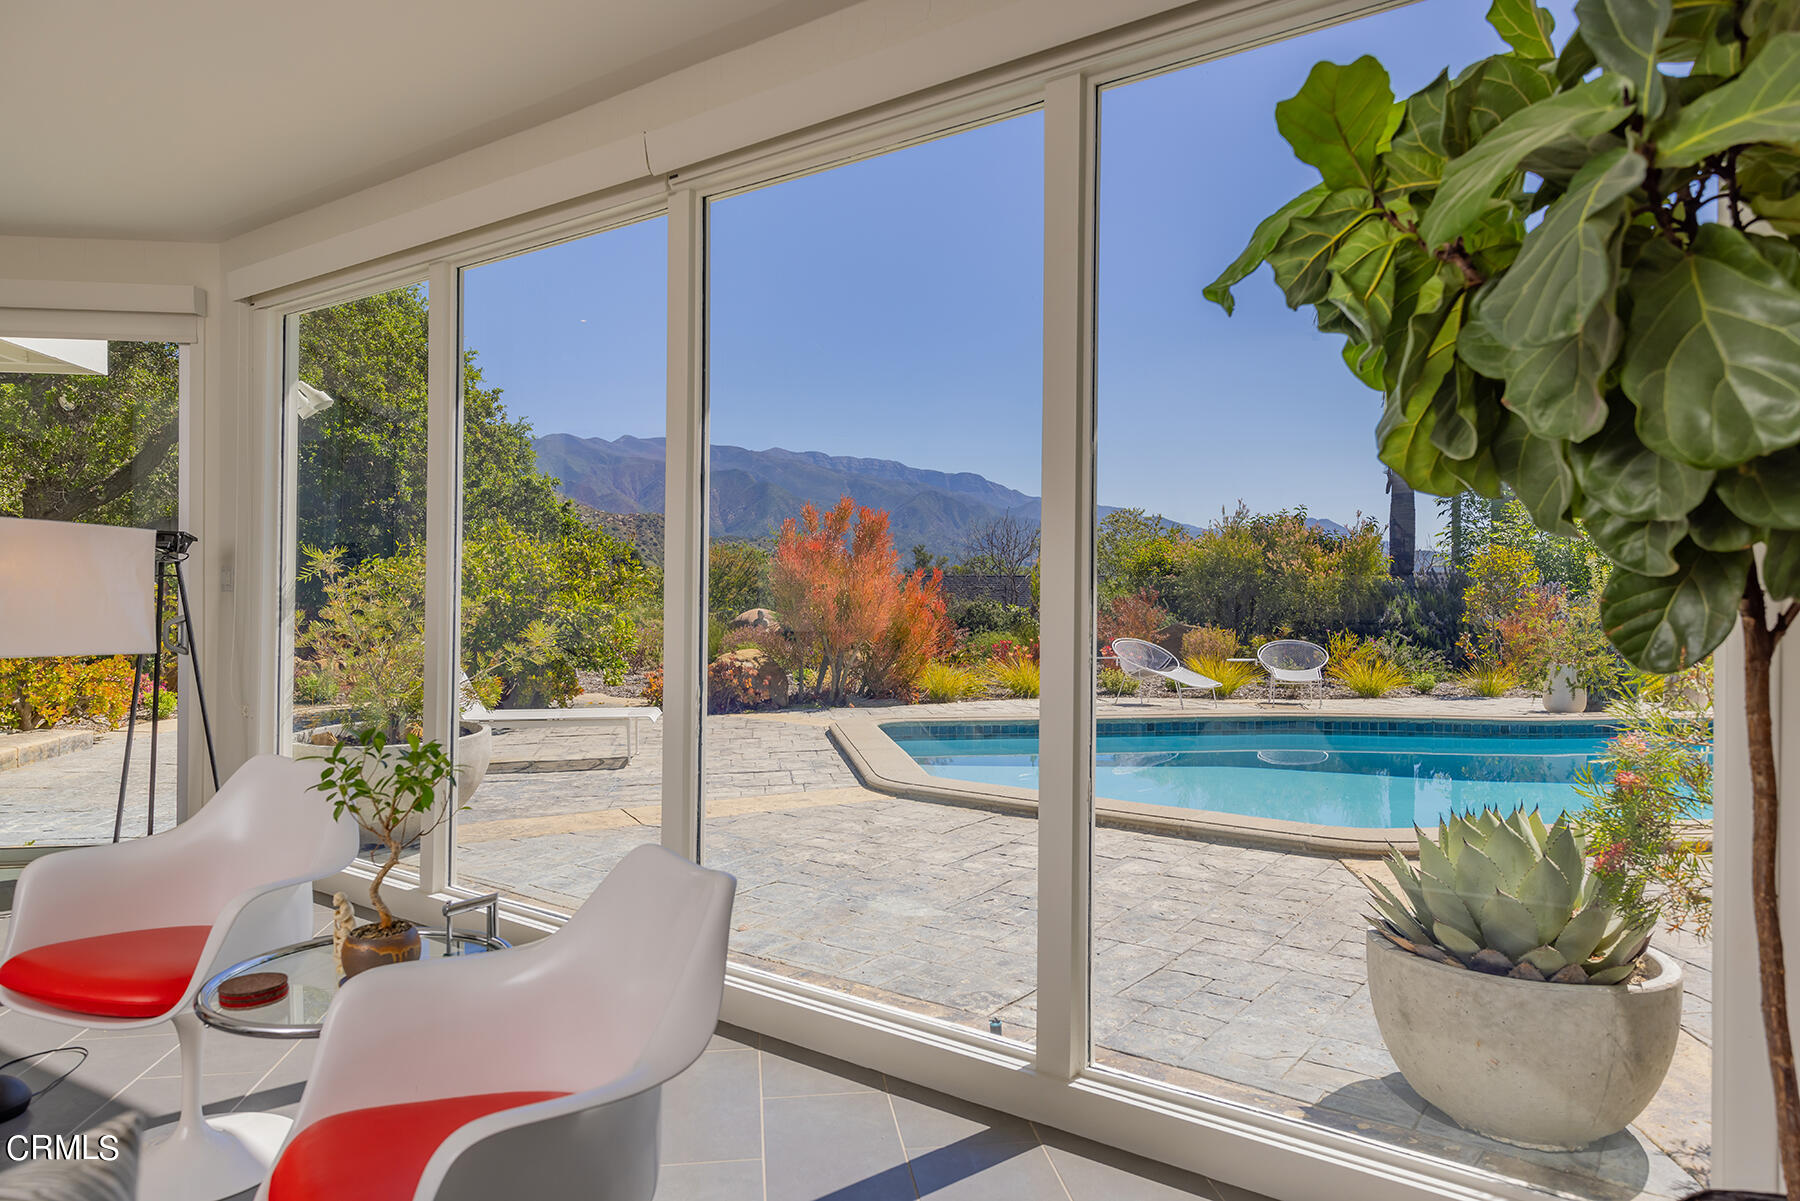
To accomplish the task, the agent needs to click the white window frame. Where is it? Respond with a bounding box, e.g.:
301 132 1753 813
237 0 1779 1195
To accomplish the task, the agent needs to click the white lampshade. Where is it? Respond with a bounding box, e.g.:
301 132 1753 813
0 518 158 657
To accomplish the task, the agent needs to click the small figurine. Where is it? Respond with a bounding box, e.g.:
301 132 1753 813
330 892 356 980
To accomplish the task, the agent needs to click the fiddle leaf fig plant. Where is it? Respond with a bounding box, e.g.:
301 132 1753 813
1212 0 1800 1189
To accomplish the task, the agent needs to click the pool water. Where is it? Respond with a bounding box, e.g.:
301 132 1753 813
884 718 1707 830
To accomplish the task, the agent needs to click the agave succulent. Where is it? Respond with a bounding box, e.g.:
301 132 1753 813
1366 807 1654 986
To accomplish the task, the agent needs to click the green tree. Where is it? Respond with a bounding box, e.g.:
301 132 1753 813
0 341 179 527
1212 2 1800 1182
709 540 772 617
295 286 568 574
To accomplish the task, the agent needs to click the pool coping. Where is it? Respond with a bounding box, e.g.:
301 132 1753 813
829 711 1626 858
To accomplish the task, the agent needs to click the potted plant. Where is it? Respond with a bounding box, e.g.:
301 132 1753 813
1212 2 1799 1190
310 731 455 977
1364 808 1682 1149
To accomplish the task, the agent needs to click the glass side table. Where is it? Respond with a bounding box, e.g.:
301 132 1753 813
196 901 510 1039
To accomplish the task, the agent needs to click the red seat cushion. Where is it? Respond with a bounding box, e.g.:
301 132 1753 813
269 1092 567 1201
0 926 211 1019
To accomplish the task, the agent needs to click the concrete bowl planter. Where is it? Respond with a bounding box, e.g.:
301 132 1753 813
1365 931 1683 1150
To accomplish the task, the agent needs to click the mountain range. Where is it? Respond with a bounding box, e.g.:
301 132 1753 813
533 433 1352 558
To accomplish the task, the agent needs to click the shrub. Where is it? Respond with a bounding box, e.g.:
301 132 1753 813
294 662 336 706
1333 656 1408 698
1407 671 1441 694
1098 666 1138 696
0 656 137 732
1162 504 1387 639
950 599 1033 636
917 662 987 703
770 497 952 703
1098 588 1171 646
1459 664 1519 698
708 653 784 713
1180 625 1239 662
641 669 663 708
1186 655 1259 698
988 657 1040 699
709 540 771 618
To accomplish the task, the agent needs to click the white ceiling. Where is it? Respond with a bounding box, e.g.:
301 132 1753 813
3 0 859 242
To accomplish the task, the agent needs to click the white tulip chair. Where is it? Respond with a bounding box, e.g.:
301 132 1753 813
0 754 357 1201
258 843 735 1201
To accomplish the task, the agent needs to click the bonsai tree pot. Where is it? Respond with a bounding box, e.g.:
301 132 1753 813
340 922 422 979
1365 931 1683 1150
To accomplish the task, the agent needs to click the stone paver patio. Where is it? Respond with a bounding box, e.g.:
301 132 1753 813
0 725 179 846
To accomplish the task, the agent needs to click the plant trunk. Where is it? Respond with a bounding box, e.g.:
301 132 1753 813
1742 594 1800 1201
369 837 400 931
1387 467 1415 580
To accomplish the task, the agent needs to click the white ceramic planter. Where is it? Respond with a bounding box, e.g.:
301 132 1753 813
1543 664 1588 713
294 721 491 845
1365 931 1683 1150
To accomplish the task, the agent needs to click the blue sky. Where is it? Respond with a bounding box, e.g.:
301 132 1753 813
462 0 1578 539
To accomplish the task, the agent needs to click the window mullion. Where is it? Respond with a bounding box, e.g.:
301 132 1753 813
419 258 461 894
663 187 707 864
1037 70 1098 1082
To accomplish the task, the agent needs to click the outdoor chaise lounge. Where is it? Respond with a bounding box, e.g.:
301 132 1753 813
462 679 662 762
1110 638 1220 706
1257 639 1329 707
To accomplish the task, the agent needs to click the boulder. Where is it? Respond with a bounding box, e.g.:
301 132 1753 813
732 608 783 633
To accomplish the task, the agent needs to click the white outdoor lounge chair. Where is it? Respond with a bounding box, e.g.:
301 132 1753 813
1258 639 1329 707
461 675 661 762
1110 638 1219 707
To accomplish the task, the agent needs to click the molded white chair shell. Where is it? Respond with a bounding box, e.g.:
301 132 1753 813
1257 639 1330 707
0 754 358 1201
258 843 736 1201
1110 637 1220 707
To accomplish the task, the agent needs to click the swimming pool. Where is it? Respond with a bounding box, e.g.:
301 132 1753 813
881 717 1700 830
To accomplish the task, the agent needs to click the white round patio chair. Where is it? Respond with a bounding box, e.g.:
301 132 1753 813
0 754 358 1201
1109 637 1219 707
258 843 736 1201
1257 639 1329 708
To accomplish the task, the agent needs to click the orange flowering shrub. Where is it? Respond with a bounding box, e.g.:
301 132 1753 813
0 656 137 731
769 496 951 703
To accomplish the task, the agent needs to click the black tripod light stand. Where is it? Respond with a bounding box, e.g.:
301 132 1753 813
113 530 218 842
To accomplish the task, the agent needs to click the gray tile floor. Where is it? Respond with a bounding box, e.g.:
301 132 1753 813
0 901 1269 1201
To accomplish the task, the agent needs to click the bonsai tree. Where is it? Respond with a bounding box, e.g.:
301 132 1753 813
311 731 454 934
1210 0 1800 1188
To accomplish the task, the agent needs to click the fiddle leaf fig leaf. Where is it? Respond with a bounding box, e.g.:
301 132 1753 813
1568 408 1716 520
1555 32 1600 88
1655 31 1800 166
1687 492 1765 551
1421 78 1631 247
1577 0 1673 118
1624 225 1800 469
1583 508 1688 575
1716 447 1800 526
1602 542 1750 671
1764 529 1800 599
1489 0 1558 60
1495 418 1580 534
1326 218 1411 343
1497 308 1621 441
1275 57 1400 193
1269 190 1378 308
1206 183 1330 314
1475 147 1643 347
